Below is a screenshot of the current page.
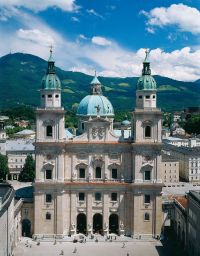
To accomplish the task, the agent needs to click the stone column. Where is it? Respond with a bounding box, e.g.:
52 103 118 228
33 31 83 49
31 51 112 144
70 192 77 235
103 193 109 236
119 192 125 235
86 192 93 235
57 154 64 181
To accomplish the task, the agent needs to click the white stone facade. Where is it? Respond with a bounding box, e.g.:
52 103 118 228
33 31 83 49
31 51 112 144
33 54 164 239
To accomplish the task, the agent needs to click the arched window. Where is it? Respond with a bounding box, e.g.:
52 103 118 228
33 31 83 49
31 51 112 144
46 125 52 137
144 212 150 221
144 170 151 181
112 169 117 179
95 167 101 178
145 126 151 138
46 212 51 220
79 168 85 178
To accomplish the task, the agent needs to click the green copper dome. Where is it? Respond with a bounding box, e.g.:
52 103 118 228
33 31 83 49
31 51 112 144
77 74 114 117
137 50 157 91
137 75 156 90
41 49 61 90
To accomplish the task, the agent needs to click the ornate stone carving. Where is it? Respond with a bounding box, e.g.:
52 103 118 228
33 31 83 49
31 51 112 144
91 127 105 139
43 120 55 126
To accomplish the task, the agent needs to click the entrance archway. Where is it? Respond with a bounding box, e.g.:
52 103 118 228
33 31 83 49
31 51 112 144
22 219 31 237
77 213 87 234
109 214 119 234
93 213 103 234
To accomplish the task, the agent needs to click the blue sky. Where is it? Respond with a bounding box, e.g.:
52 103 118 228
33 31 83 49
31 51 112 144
0 0 200 81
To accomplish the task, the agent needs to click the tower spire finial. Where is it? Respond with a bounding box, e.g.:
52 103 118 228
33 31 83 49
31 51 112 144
144 48 150 63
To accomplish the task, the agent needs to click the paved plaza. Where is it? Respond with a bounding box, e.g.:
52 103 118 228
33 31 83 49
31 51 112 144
13 237 170 256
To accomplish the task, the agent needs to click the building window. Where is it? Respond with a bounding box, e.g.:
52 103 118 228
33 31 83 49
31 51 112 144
95 167 101 178
46 125 53 137
48 95 52 98
145 95 150 99
144 212 150 221
144 195 150 204
46 170 52 179
95 192 101 201
152 95 156 99
111 192 117 201
46 212 51 220
79 192 85 201
55 94 59 98
145 126 151 138
46 194 52 203
42 95 45 98
139 95 142 99
79 168 85 178
111 169 117 179
144 170 151 181
81 122 84 130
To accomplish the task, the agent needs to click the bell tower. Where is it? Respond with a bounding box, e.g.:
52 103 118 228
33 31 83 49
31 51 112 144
36 48 65 142
131 50 163 239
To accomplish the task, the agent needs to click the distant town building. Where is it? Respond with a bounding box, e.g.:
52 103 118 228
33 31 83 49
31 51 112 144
14 129 35 139
6 139 35 180
163 136 200 147
164 145 200 182
14 120 29 128
161 154 179 183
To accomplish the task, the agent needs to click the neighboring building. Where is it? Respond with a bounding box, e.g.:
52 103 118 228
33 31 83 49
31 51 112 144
173 112 182 122
163 136 200 148
0 183 15 256
161 154 179 183
15 129 35 139
33 50 163 239
187 191 200 256
162 128 170 139
164 145 200 182
0 121 6 155
172 127 186 136
6 139 35 180
14 120 29 128
171 196 187 249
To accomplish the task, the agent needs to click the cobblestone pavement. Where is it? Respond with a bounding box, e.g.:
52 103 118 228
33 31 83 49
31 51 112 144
13 237 169 256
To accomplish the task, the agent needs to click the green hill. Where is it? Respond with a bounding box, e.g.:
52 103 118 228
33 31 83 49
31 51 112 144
0 53 199 111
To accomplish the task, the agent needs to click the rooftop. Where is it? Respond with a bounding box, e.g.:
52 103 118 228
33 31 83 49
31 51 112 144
189 190 200 204
6 139 35 152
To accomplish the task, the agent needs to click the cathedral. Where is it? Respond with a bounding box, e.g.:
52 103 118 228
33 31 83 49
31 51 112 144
33 49 163 238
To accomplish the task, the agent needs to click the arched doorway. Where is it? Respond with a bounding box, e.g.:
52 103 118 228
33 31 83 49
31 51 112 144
77 213 87 234
109 214 119 234
22 219 31 237
93 213 103 234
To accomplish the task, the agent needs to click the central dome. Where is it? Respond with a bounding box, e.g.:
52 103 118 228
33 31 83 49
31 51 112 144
77 73 114 117
77 95 114 117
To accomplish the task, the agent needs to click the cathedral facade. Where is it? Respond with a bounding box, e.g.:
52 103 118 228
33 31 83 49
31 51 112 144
33 50 163 238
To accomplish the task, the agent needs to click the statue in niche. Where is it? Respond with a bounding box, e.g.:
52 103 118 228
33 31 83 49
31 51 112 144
72 171 76 180
88 223 92 230
120 221 124 230
71 222 75 230
104 223 108 230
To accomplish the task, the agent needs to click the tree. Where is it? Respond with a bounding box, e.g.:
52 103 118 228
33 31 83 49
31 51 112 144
0 154 9 180
18 155 35 182
184 114 200 135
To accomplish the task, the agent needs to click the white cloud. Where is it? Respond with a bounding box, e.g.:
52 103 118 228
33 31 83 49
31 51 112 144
17 29 55 46
142 4 200 34
91 36 112 46
71 16 79 22
86 9 104 19
0 0 78 12
0 8 200 82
